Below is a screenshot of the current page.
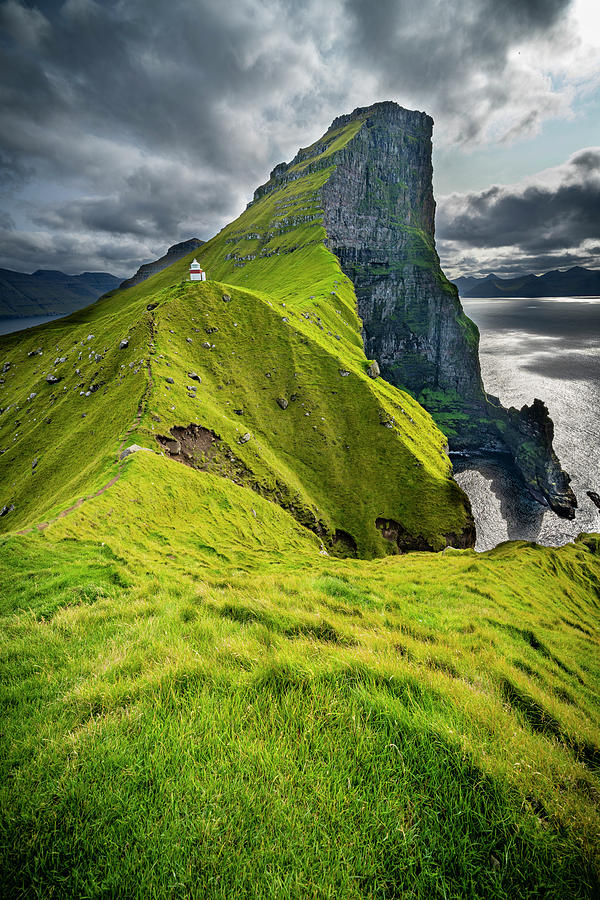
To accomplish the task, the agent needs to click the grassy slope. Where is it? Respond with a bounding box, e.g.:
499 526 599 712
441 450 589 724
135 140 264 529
0 114 471 555
1 453 599 898
1 114 600 897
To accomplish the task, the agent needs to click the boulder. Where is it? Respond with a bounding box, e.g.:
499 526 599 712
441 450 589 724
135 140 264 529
120 444 148 460
0 504 15 517
277 398 289 410
587 490 600 510
46 374 61 384
161 438 181 455
187 372 202 382
239 432 252 444
367 360 380 378
165 377 174 384
339 369 350 377
119 339 129 349
222 293 232 303
28 348 43 357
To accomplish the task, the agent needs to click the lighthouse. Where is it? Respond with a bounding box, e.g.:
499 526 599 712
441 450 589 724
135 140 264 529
189 259 206 282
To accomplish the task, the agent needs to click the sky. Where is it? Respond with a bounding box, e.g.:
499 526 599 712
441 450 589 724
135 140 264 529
0 0 599 280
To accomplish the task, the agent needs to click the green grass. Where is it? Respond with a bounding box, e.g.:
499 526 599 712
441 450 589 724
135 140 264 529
0 120 473 553
0 107 599 898
1 468 599 897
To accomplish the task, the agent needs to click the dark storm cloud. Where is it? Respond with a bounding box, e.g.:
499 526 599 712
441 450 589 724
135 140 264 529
0 0 586 274
437 148 600 275
342 0 572 143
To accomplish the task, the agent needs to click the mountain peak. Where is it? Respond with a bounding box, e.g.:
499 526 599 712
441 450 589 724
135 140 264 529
329 100 431 133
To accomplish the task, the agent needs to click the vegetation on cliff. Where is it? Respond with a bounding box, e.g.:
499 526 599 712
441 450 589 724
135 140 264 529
0 103 598 898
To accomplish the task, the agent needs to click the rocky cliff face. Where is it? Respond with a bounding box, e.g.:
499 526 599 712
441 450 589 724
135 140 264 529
254 101 576 518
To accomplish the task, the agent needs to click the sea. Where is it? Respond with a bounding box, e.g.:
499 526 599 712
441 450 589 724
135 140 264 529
454 297 600 551
0 314 64 336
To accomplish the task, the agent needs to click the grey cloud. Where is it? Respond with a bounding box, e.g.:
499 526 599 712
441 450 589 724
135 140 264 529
342 0 572 143
0 0 589 275
0 223 162 276
438 148 600 249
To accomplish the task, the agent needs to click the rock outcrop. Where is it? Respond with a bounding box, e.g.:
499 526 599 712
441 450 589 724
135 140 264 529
252 101 576 518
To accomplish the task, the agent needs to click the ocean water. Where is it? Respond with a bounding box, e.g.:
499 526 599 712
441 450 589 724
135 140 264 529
454 297 600 551
0 315 64 336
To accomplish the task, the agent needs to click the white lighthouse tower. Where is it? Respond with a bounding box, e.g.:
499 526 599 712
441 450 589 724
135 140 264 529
189 259 206 282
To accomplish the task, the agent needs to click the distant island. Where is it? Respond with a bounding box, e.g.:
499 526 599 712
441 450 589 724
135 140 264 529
454 265 600 298
0 239 205 320
0 269 121 319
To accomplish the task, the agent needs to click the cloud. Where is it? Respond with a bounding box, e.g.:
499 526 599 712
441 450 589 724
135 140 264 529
437 147 600 275
0 0 598 274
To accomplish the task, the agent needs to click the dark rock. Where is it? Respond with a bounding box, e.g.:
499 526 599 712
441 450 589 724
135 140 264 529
32 458 38 469
46 374 61 384
119 339 129 349
165 377 174 384
0 504 15 517
587 491 600 510
159 437 181 456
187 372 202 382
233 409 244 415
331 529 358 557
376 515 475 552
274 100 577 519
146 303 158 311
277 398 289 409
28 348 43 357
498 398 577 518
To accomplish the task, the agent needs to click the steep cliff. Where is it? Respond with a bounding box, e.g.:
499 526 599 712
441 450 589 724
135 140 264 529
251 101 576 518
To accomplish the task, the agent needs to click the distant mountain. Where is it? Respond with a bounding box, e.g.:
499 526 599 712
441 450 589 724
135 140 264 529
454 266 600 298
119 238 204 290
0 269 121 319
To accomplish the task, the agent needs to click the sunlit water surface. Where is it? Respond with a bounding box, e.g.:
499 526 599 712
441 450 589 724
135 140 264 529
453 297 600 551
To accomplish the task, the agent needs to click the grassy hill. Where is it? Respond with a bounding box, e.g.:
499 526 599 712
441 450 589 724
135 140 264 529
1 111 600 897
0 120 474 556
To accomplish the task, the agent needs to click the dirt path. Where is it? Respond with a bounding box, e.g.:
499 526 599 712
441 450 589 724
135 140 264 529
17 319 155 535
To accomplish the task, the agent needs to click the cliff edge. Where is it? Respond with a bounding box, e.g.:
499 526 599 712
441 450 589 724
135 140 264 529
252 101 576 518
